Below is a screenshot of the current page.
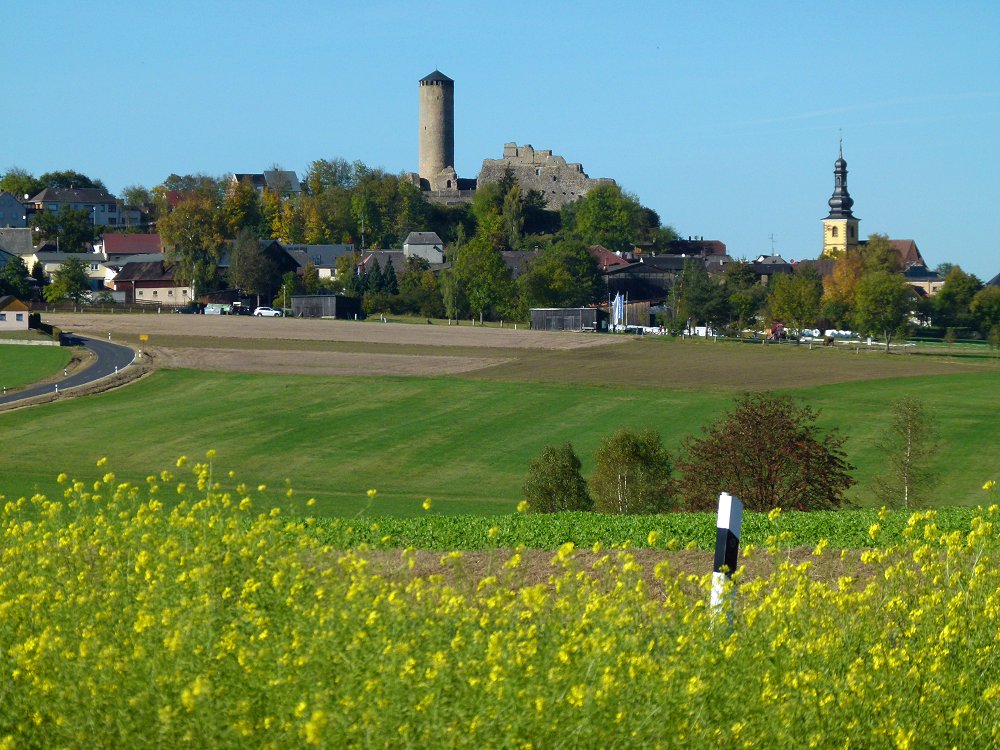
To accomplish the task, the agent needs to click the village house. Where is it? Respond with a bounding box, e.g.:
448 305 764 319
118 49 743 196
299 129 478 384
0 296 29 331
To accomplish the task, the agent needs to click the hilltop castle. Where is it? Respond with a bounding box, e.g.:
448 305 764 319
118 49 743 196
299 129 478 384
407 70 615 210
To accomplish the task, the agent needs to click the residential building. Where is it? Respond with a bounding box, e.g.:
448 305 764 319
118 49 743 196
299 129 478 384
403 232 444 264
0 296 29 331
0 192 27 228
27 187 140 228
903 264 945 296
284 244 355 280
96 233 163 260
112 260 191 305
20 251 110 291
229 171 302 197
0 227 35 256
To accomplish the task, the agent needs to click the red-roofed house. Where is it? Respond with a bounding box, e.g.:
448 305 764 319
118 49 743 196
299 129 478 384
887 239 926 268
98 233 163 259
588 244 631 272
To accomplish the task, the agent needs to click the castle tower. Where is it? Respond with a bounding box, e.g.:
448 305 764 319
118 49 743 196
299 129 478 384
418 70 455 190
821 144 860 258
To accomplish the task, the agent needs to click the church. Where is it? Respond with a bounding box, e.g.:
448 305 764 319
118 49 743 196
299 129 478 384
818 148 942 294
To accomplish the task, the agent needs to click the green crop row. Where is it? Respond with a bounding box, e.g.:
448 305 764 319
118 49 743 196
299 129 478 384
306 504 984 551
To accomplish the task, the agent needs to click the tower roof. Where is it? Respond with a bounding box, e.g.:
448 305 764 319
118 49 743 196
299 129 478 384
825 151 856 220
419 70 453 84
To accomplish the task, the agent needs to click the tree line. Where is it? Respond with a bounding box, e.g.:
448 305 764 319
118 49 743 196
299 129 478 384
523 391 937 514
672 234 1000 346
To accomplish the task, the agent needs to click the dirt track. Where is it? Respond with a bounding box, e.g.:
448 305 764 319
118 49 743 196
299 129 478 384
43 313 623 377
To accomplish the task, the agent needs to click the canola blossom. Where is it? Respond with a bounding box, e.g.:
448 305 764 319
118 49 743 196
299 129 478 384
0 460 999 747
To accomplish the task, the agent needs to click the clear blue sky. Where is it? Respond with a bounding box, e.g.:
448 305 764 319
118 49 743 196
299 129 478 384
4 1 998 279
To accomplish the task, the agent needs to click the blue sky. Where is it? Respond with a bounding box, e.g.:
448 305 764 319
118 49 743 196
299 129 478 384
4 1 998 278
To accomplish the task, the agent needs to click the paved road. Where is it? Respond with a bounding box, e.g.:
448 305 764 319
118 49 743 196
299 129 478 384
0 335 136 407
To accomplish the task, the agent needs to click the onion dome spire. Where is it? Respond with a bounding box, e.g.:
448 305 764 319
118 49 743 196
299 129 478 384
826 141 855 219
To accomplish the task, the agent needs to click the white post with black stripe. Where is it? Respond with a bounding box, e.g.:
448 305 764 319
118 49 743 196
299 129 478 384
710 492 743 614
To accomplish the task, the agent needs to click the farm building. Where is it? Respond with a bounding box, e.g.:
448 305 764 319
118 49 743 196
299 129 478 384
530 307 608 332
291 295 362 320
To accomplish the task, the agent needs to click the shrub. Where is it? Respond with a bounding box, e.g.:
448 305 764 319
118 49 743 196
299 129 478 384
589 428 673 514
674 392 854 512
522 442 592 513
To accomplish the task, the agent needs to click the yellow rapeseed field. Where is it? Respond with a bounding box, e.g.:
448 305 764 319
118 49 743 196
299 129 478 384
0 454 997 748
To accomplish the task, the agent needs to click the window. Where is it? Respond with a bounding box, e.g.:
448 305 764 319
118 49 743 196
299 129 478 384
168 290 173 296
90 263 99 271
849 226 855 238
152 291 158 297
0 313 5 321
138 290 145 297
16 313 23 321
535 168 541 176
831 226 838 238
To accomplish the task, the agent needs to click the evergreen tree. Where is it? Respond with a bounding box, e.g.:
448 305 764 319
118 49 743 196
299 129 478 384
382 259 399 296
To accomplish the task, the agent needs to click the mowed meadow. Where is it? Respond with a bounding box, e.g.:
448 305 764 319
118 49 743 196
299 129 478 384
1 328 997 515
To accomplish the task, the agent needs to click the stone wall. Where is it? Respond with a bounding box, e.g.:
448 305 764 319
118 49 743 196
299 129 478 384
477 143 616 210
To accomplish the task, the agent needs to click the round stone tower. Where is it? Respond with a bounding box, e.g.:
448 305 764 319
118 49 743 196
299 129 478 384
418 70 455 189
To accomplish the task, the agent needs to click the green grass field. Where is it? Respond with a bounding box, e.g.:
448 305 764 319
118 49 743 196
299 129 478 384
0 365 996 515
0 344 72 389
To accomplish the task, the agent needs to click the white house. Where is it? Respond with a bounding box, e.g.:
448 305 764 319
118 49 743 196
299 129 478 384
403 232 444 264
0 296 29 331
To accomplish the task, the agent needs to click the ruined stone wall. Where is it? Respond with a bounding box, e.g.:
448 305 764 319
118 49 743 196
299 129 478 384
476 143 615 209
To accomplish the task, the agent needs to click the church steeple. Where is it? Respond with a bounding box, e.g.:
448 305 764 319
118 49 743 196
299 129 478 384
821 142 860 258
826 141 855 219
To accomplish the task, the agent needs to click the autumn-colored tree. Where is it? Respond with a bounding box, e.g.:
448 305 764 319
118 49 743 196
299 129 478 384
675 392 854 512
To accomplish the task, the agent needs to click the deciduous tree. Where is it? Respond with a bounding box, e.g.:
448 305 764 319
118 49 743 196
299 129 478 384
522 443 592 513
675 392 855 512
0 256 31 299
159 198 225 296
44 256 90 304
518 240 600 309
590 428 673 514
853 270 912 351
873 397 937 508
767 271 822 332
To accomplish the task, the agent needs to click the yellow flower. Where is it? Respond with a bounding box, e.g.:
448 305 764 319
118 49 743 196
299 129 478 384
487 526 500 539
869 523 881 541
422 498 432 511
306 498 316 507
206 449 217 460
984 480 996 491
517 500 529 513
367 488 377 499
647 530 660 547
176 456 187 468
768 507 782 522
96 456 107 468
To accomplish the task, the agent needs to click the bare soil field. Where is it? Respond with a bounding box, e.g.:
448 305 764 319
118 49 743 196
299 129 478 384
45 313 622 378
43 312 989 387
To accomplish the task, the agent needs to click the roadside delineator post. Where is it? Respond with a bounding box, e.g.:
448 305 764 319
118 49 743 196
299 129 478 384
710 492 743 616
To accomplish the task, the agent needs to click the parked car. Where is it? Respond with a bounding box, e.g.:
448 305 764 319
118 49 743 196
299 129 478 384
254 306 283 317
173 304 203 314
230 304 253 316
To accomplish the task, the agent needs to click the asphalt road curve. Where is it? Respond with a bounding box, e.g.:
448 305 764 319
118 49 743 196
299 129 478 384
0 335 136 407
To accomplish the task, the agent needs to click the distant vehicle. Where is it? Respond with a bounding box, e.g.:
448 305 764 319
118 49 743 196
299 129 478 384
174 304 202 314
254 306 283 317
204 303 230 315
230 303 253 316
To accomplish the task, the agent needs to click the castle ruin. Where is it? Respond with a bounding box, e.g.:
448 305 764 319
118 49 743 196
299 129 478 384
413 71 615 209
477 143 616 210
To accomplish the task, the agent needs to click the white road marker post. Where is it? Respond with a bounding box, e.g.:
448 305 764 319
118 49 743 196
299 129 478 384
710 492 743 617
